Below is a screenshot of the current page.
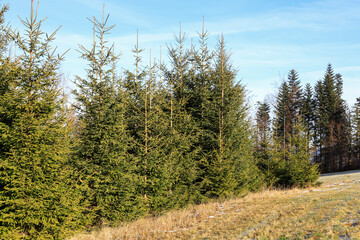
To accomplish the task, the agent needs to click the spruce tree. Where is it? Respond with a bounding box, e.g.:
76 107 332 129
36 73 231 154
163 27 203 205
287 70 302 129
352 98 360 168
270 70 320 186
267 116 319 188
203 36 262 197
124 41 178 213
274 80 290 147
176 22 216 201
300 83 315 146
275 69 302 148
286 118 319 187
0 3 16 160
314 64 350 172
254 100 271 180
0 2 81 238
72 12 141 226
187 20 214 153
255 101 271 145
266 111 289 187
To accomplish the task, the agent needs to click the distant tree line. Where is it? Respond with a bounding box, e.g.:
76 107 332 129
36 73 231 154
255 66 360 187
0 3 358 239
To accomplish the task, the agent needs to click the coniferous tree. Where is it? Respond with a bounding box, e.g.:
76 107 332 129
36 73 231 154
124 42 178 213
332 73 351 170
178 22 217 201
352 98 360 168
0 3 16 160
274 80 290 147
0 2 81 238
267 116 319 187
187 20 214 153
203 36 262 197
254 100 271 181
123 33 149 203
270 70 319 186
287 70 302 124
72 12 141 226
275 70 302 148
300 83 315 146
266 111 289 187
286 118 319 187
255 101 271 145
163 27 203 205
314 64 351 172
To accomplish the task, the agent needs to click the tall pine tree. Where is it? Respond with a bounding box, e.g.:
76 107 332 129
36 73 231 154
255 101 271 145
274 80 289 147
275 69 302 149
203 36 262 197
0 2 81 238
163 27 203 205
254 100 271 181
72 12 141 226
314 64 350 172
300 83 315 147
352 98 360 168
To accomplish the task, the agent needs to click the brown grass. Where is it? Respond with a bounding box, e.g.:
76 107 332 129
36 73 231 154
69 170 360 239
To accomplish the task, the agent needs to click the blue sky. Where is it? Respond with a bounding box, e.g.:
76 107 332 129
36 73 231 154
3 0 360 108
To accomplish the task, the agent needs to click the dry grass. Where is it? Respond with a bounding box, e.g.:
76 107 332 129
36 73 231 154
69 170 360 239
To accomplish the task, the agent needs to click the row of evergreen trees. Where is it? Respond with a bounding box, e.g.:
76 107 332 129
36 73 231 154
0 4 266 238
255 67 360 188
0 3 355 239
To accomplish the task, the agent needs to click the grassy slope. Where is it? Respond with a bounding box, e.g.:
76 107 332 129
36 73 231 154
69 170 360 239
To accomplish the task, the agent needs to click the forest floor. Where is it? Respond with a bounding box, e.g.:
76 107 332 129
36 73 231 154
69 170 360 240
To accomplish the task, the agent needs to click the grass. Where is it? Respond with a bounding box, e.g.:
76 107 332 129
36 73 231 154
69 170 360 239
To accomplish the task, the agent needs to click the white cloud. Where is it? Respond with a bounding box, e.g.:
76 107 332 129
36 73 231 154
188 0 360 36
